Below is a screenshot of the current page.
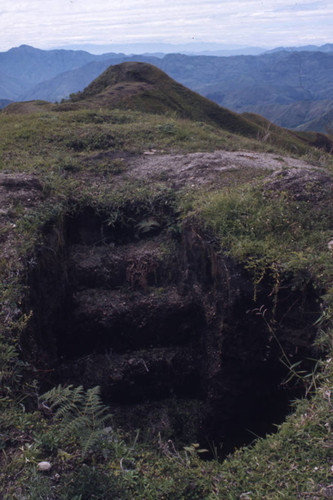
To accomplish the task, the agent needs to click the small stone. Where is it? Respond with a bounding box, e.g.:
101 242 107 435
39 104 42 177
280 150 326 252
240 493 252 500
37 461 52 472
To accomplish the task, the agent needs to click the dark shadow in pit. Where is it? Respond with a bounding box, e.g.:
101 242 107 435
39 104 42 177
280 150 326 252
23 208 322 458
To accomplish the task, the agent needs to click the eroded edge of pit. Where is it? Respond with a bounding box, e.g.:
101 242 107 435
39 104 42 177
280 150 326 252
22 205 322 455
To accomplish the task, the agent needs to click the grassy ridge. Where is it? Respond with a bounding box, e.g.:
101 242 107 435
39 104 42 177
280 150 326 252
4 61 333 155
69 62 333 154
77 64 261 137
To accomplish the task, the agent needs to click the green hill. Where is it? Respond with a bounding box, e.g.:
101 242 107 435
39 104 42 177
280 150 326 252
70 61 261 137
3 61 332 154
67 61 333 153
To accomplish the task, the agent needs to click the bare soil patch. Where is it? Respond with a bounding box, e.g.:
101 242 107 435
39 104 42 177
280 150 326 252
87 149 321 189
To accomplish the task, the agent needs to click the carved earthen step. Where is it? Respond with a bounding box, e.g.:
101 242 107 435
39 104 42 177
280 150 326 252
59 287 205 356
68 239 177 290
57 346 202 404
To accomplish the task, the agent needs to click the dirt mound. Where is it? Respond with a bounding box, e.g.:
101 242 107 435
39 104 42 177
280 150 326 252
263 167 333 202
122 150 321 189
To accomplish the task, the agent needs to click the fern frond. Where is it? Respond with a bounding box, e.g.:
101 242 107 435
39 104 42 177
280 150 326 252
63 415 91 436
71 385 86 406
41 384 67 406
83 386 104 414
43 385 87 420
42 384 78 408
40 384 113 457
96 413 112 426
81 428 105 458
54 405 74 420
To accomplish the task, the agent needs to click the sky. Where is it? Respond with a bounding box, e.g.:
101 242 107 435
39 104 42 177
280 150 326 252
0 0 332 53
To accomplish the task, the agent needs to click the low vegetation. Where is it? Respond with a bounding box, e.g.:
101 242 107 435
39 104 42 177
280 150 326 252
1 68 333 498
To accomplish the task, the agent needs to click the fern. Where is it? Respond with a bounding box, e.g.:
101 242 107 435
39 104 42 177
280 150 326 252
41 384 112 457
136 217 160 235
0 335 27 404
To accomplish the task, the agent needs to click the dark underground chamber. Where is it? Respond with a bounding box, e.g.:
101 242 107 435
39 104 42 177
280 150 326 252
23 207 321 456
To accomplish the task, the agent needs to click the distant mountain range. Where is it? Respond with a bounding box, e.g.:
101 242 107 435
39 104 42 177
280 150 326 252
266 43 333 54
54 42 333 57
7 60 330 155
57 42 268 57
1 44 333 132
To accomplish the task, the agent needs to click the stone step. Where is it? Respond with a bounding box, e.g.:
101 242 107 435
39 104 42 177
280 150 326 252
68 239 178 290
59 287 205 355
57 346 202 404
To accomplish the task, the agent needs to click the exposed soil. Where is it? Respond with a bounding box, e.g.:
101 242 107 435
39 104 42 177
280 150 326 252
127 150 316 188
1 150 328 454
1 149 330 262
263 166 333 203
85 149 320 189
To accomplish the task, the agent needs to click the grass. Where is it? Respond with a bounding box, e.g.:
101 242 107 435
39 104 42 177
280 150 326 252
192 184 333 283
1 102 333 498
2 105 332 177
0 108 255 174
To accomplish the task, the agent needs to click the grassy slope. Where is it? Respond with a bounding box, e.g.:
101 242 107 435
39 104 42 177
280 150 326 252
69 62 333 154
296 106 333 133
160 51 333 132
4 61 333 153
1 85 333 498
75 62 261 137
242 111 333 152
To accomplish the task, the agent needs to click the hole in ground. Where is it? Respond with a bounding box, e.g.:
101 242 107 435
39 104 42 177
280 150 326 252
23 208 321 457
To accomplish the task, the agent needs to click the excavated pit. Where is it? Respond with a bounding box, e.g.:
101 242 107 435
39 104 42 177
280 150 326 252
24 206 321 455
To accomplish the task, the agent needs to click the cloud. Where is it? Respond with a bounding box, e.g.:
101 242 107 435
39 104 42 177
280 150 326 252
273 1 327 12
0 0 332 51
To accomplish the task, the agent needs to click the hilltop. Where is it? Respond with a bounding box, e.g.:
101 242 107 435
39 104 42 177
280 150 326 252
60 62 333 153
69 62 261 137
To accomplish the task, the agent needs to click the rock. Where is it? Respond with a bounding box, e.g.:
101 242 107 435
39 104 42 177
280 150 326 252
37 461 52 472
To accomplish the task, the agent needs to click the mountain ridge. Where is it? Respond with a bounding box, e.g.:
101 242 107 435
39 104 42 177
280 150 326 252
49 61 331 153
1 44 333 131
67 61 260 139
